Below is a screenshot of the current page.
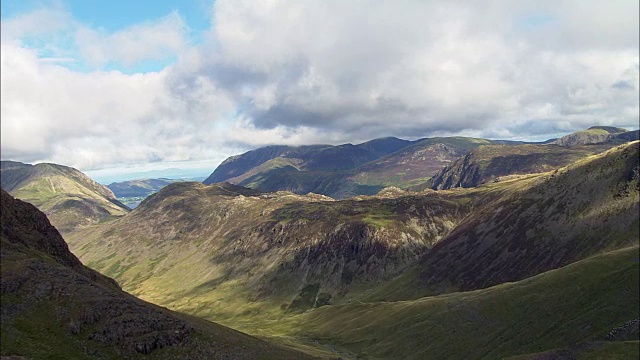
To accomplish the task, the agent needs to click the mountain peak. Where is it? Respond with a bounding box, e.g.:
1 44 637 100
587 125 628 133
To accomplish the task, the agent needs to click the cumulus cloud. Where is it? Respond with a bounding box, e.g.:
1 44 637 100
75 12 187 68
0 41 235 170
1 0 638 173
193 0 638 141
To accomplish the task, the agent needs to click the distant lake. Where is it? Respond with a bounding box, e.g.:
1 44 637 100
124 201 142 209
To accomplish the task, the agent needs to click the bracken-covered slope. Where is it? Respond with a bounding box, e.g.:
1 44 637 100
66 181 475 322
0 161 129 233
0 189 320 359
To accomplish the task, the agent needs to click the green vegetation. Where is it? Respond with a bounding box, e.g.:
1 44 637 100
269 246 639 359
2 162 129 233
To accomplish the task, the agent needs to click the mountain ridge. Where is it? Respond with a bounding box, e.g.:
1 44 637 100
0 161 130 234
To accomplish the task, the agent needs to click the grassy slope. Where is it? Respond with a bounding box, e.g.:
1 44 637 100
0 190 321 360
5 163 129 233
67 143 638 343
268 246 639 360
365 141 640 301
66 183 474 327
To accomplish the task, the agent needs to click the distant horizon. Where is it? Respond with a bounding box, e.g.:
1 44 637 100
3 125 638 183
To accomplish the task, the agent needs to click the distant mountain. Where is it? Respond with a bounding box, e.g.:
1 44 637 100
0 161 129 233
424 142 620 190
66 142 638 321
87 167 211 185
62 141 639 359
204 137 414 185
347 137 501 189
0 190 318 359
107 178 182 198
553 126 637 147
206 136 523 199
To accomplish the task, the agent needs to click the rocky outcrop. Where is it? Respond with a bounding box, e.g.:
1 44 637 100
426 143 625 190
605 319 639 341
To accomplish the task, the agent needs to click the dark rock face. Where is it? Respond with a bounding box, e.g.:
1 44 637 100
605 319 640 341
427 143 623 190
1 189 193 357
1 189 92 272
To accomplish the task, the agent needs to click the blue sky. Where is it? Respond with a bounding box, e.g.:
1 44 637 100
1 0 638 180
1 0 211 33
1 0 211 73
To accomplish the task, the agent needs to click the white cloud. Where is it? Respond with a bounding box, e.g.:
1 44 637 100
1 0 638 174
75 12 188 68
199 0 639 139
0 42 235 170
0 3 74 43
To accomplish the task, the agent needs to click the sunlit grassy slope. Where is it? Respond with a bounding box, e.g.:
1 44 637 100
1 162 129 233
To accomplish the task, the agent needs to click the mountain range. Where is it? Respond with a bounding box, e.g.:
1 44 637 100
204 126 639 198
1 127 638 359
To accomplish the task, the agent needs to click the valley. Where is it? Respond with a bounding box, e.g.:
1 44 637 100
1 130 638 359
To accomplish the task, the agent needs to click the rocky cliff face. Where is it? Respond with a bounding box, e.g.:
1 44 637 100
426 143 622 190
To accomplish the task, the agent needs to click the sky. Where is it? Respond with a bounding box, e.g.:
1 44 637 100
1 0 639 180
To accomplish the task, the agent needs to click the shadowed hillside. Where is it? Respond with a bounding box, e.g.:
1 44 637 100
205 137 415 185
269 246 639 359
213 136 523 198
0 190 321 359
